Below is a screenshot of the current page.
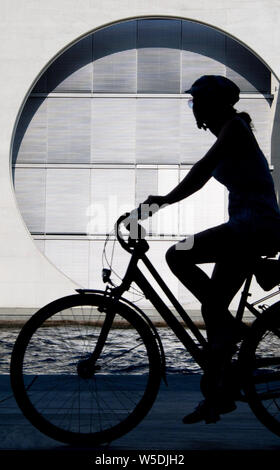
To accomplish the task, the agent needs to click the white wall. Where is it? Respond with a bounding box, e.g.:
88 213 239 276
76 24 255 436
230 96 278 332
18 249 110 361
0 0 279 309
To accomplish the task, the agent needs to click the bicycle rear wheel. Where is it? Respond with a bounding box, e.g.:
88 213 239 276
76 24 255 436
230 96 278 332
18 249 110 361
10 292 162 446
240 301 280 438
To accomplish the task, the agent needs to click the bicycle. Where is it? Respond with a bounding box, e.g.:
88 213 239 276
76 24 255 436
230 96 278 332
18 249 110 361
9 212 280 446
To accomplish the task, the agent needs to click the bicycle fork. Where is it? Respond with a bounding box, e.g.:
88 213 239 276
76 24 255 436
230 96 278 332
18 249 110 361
76 256 139 379
76 293 116 379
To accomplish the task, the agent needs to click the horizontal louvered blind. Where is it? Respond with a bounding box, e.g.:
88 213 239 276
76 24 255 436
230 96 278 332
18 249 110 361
181 21 226 93
136 99 181 164
13 98 47 164
30 18 271 96
135 168 158 235
135 168 158 207
93 20 137 93
137 19 181 94
47 98 91 164
157 168 179 235
91 98 136 163
138 48 181 93
45 169 90 233
14 96 271 167
46 36 93 93
225 37 271 93
90 168 135 234
13 168 46 233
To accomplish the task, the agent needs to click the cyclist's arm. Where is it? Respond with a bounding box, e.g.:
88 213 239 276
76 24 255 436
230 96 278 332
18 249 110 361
163 118 239 205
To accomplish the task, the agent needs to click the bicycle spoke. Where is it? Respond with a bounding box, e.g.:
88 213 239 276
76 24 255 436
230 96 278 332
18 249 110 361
11 294 161 444
101 342 145 367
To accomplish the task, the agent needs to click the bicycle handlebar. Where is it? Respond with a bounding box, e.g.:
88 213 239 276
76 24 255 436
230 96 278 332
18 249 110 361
115 212 148 254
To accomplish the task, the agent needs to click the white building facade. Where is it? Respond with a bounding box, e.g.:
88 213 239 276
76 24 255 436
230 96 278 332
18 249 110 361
1 0 280 320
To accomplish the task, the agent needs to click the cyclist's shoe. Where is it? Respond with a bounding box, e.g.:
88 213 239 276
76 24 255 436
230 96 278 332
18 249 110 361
182 400 220 424
182 399 236 425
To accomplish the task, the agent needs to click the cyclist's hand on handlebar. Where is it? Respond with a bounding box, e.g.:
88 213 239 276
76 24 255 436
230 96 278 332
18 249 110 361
121 195 168 240
142 194 168 207
137 195 168 219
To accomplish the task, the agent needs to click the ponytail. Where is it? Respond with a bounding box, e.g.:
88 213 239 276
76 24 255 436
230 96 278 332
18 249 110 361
236 111 254 130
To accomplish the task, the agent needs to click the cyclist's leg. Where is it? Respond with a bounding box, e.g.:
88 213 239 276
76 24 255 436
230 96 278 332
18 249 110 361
165 223 254 341
203 259 253 347
165 225 226 306
200 259 254 408
167 223 258 422
166 224 255 409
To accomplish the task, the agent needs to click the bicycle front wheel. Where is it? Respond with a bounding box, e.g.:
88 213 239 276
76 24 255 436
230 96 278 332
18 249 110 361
240 301 280 438
10 292 162 446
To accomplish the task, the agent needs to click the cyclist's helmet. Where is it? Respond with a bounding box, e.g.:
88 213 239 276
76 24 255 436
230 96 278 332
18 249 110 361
185 75 240 106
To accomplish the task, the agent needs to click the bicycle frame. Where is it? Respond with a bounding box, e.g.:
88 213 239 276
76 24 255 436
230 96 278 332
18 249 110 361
81 216 280 373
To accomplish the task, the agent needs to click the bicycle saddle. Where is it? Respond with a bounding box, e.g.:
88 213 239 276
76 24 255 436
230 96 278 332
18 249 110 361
254 254 280 291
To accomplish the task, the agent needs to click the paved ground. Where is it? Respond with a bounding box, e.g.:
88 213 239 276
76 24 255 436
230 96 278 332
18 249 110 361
1 374 280 465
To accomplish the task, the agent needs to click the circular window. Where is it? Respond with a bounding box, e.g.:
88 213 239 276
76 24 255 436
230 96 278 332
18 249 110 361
12 17 272 291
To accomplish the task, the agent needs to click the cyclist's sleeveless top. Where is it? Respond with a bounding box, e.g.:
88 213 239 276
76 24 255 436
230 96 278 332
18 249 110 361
212 117 280 246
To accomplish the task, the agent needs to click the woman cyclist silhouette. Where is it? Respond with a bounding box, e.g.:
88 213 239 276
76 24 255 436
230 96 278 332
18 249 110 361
138 75 280 424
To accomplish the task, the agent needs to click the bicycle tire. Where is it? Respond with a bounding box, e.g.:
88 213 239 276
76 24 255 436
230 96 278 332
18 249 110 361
10 292 162 446
239 300 280 438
